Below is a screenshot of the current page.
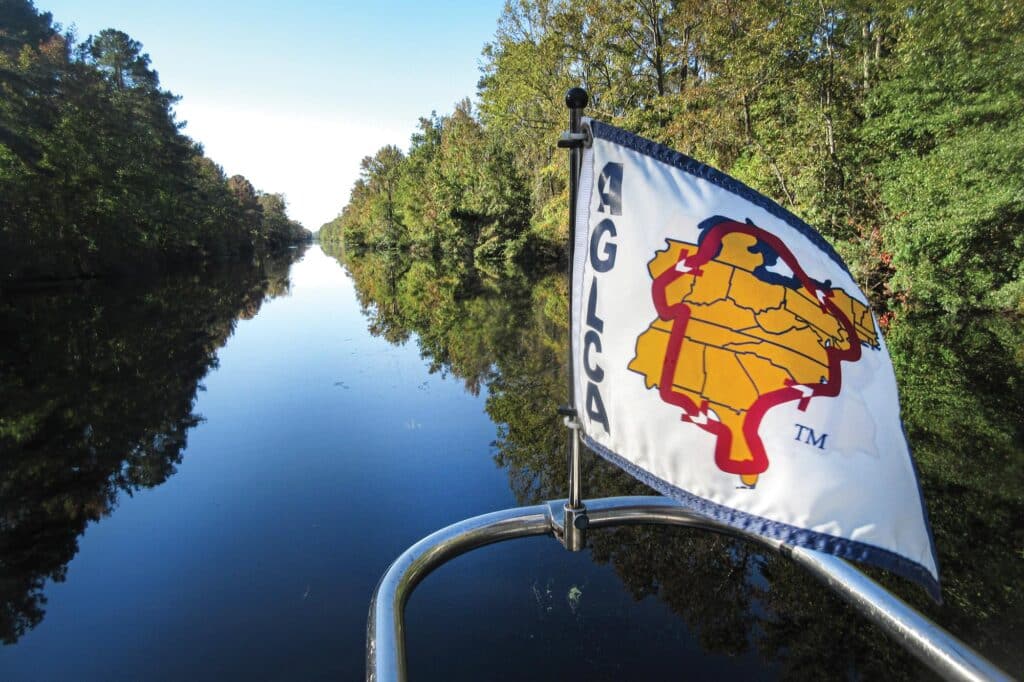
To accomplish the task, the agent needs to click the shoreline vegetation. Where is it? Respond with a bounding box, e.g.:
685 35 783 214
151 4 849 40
0 1 312 286
321 0 1022 317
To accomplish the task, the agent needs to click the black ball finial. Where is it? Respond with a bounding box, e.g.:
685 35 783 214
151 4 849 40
565 87 589 109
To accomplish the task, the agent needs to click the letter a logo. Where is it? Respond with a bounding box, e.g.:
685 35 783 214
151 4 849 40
597 162 623 215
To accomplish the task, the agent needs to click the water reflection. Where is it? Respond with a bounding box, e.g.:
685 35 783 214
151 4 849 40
331 244 1022 677
0 248 303 644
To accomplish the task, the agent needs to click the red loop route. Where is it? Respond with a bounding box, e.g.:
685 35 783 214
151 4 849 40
650 218 862 477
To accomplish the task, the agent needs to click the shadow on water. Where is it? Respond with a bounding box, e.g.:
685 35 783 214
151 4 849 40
0 247 305 644
328 243 1023 679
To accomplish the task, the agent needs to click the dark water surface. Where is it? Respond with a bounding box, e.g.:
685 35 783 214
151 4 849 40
1 246 1020 680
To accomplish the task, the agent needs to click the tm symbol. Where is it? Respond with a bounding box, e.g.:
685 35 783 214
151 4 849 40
795 424 828 450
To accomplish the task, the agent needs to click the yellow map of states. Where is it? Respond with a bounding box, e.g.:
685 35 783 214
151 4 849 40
629 233 878 481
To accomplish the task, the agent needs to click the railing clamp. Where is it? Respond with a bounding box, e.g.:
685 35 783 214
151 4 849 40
560 502 589 552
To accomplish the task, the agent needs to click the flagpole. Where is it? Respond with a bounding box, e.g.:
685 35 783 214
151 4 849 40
560 87 589 551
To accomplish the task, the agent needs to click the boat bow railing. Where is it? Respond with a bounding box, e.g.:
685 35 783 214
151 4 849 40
367 495 1011 682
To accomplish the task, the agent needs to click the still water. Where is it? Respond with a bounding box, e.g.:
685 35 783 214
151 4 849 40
1 246 1020 680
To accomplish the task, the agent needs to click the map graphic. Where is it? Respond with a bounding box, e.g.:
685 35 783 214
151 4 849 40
629 217 879 487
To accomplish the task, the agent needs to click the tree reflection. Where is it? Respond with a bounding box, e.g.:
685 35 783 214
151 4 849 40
334 247 1022 677
0 248 302 644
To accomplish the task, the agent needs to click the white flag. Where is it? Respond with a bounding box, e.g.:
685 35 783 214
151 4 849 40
571 119 939 598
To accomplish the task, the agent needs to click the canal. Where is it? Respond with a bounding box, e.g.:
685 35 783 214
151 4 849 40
0 245 1019 679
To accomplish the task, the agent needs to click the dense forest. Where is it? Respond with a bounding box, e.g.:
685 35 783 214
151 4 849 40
0 0 311 283
322 0 1023 315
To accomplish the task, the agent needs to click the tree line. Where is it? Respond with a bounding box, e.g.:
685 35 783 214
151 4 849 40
320 103 536 266
323 0 1022 315
0 0 311 283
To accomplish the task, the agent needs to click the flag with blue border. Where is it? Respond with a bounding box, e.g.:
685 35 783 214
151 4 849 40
571 118 940 599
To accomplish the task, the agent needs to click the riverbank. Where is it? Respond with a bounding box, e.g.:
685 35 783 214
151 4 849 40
1 2 312 284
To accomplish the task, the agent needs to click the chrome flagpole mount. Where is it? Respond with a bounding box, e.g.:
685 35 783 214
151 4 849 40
560 87 589 552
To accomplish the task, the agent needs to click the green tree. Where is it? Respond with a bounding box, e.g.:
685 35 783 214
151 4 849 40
864 0 1024 312
84 29 156 91
0 0 310 282
327 0 1022 315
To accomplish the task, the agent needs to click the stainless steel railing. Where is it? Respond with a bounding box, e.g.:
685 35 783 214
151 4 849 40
366 496 1011 682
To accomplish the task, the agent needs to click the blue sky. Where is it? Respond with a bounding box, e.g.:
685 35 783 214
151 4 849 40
42 0 507 229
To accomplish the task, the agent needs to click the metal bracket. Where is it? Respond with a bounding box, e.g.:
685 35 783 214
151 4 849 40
556 126 593 149
548 499 588 552
562 503 589 552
